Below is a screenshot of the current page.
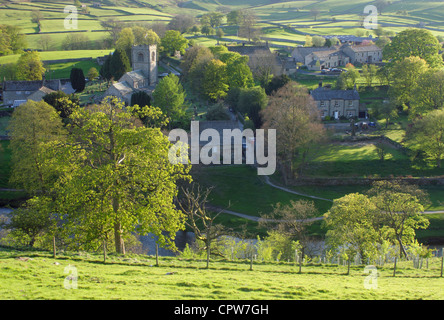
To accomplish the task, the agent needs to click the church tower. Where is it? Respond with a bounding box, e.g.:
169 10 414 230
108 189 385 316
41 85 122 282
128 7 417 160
131 44 158 86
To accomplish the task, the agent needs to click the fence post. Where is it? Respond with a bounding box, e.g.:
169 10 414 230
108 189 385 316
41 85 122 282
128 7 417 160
441 248 443 278
393 256 397 277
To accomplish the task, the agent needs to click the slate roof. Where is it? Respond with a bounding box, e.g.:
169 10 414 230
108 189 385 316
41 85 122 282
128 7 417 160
311 87 360 101
3 79 61 92
122 70 146 83
346 44 381 52
227 45 272 56
111 81 134 96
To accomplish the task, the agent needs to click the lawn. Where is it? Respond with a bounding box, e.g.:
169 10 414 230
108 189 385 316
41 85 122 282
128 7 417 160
0 248 443 300
46 59 101 79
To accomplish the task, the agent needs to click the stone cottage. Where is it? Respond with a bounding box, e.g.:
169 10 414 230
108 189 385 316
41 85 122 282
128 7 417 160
2 79 62 107
310 83 362 119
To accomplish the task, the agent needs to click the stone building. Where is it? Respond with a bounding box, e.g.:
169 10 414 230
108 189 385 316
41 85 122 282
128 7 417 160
104 45 158 104
310 83 362 119
2 79 61 107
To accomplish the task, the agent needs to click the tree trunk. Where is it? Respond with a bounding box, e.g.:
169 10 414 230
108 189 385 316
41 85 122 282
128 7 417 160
53 236 56 259
206 239 210 269
103 239 107 264
397 237 408 260
155 243 159 267
113 197 125 255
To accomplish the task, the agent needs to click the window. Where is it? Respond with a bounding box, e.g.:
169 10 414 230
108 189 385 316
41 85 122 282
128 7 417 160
320 101 325 106
151 51 156 61
137 53 144 62
348 100 353 106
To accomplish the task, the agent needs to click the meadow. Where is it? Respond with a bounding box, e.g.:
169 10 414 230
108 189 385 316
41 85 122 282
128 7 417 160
2 0 444 53
0 247 443 300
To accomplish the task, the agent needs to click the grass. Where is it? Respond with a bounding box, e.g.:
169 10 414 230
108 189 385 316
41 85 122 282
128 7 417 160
46 59 101 79
0 247 443 300
192 165 333 217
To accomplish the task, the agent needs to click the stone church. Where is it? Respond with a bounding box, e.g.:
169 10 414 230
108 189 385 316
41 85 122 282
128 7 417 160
104 45 158 104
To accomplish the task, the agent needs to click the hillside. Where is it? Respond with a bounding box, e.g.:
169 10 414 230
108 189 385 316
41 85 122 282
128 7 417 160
1 247 443 300
2 0 444 51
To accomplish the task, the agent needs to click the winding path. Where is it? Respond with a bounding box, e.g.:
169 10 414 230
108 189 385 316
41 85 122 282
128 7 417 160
209 176 444 222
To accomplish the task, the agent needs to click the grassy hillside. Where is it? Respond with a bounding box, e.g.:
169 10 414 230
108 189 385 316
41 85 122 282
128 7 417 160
2 0 444 52
1 247 443 300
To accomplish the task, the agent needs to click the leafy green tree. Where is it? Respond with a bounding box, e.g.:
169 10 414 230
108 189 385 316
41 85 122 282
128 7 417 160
406 108 444 168
324 193 380 269
361 64 379 87
201 12 224 28
100 53 113 81
55 97 190 254
368 100 398 128
219 51 254 89
70 67 86 93
161 30 188 56
203 59 229 101
116 27 135 63
7 100 66 194
152 74 187 127
205 102 230 121
411 69 444 116
368 180 430 259
181 45 214 94
43 91 80 120
264 74 290 96
110 48 131 81
383 28 443 68
0 25 27 53
87 67 99 80
388 56 428 109
238 86 268 129
16 51 45 81
312 35 326 47
132 27 160 46
130 91 151 108
226 10 243 26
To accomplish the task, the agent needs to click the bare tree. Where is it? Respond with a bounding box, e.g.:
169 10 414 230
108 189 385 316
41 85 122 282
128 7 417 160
310 8 321 21
261 82 326 184
176 184 229 268
260 200 319 273
238 9 261 43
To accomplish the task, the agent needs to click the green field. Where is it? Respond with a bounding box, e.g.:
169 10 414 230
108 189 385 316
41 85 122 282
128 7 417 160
0 248 443 300
1 0 444 53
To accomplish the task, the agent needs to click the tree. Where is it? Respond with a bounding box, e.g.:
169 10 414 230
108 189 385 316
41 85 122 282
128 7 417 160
383 28 443 68
130 91 151 109
219 51 254 89
152 74 187 127
70 68 86 93
264 74 290 96
132 27 160 46
226 10 243 26
411 69 444 116
176 184 228 268
181 45 214 94
261 82 326 183
388 56 428 109
16 51 45 81
368 100 398 129
324 193 380 270
110 48 131 81
43 90 80 120
375 36 391 49
368 180 429 259
87 67 99 80
310 8 321 21
406 108 444 168
62 33 90 50
337 64 360 89
238 10 261 43
202 59 229 101
201 12 224 28
100 53 113 82
7 100 66 194
161 30 188 56
304 35 313 47
249 51 280 87
361 64 379 88
260 200 319 273
205 102 230 121
238 86 268 129
312 36 326 47
168 14 195 33
374 0 389 15
1 25 27 53
115 27 135 62
31 9 44 24
55 97 190 254
40 34 53 51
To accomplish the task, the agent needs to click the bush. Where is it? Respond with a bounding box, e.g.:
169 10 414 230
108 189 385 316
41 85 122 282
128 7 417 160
205 103 230 121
